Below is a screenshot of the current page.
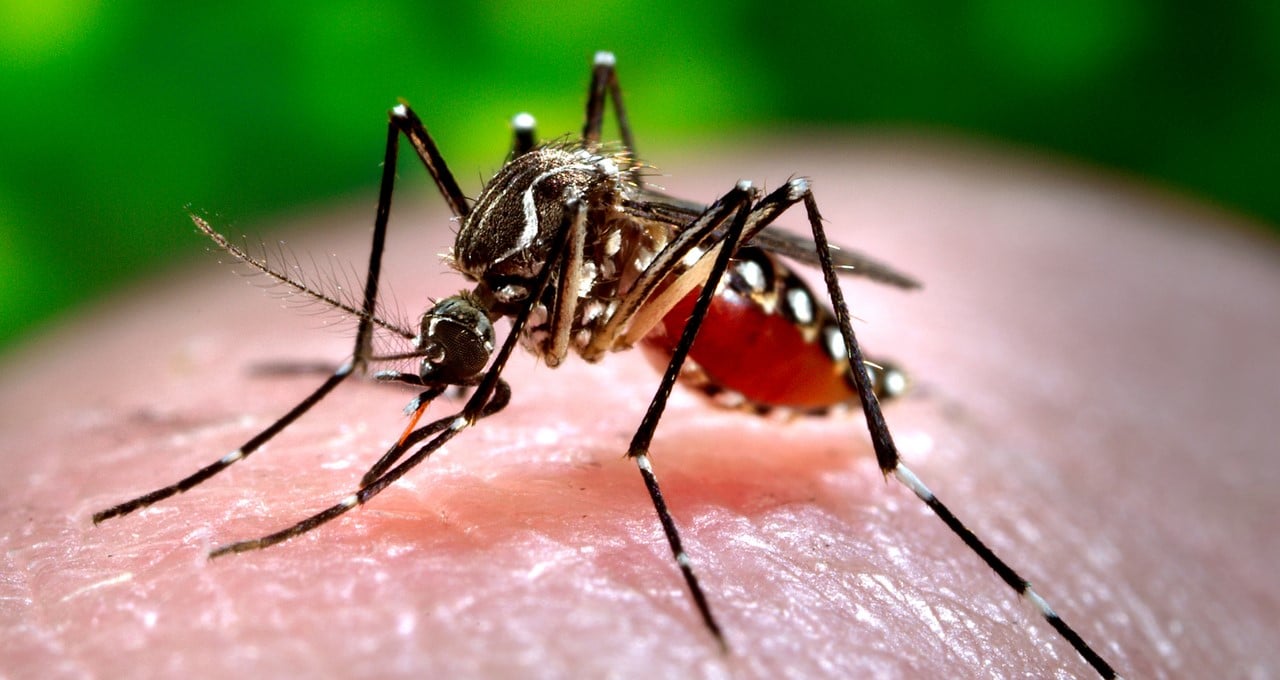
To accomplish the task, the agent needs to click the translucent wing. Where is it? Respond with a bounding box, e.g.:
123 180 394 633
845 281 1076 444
629 187 921 290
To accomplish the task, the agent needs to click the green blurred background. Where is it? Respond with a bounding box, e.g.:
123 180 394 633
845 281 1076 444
2 1 1277 353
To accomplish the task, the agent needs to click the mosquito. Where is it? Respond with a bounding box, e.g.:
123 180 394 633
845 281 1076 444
94 52 1119 677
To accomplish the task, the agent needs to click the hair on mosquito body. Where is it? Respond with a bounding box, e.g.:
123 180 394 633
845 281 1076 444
94 51 1122 677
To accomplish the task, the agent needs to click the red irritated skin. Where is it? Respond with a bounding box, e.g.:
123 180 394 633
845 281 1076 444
1 140 1278 679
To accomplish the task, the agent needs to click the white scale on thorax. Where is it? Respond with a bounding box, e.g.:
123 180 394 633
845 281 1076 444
475 148 621 263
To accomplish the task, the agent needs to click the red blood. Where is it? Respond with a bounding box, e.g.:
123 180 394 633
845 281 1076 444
641 281 855 411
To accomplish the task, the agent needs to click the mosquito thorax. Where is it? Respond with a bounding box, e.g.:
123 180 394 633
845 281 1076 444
415 293 495 384
452 145 629 287
449 144 662 365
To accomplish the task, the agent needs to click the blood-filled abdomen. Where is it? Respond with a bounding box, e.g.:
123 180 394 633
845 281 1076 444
640 247 867 413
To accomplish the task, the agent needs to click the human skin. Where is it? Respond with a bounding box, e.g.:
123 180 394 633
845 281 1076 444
2 137 1277 678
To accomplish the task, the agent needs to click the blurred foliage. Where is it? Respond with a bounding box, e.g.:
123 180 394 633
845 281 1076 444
1 1 1277 352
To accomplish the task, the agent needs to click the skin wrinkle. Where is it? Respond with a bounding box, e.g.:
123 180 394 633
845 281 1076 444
1 138 1278 678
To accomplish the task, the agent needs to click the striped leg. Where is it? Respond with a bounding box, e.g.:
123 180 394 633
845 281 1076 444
799 183 1120 679
510 112 537 158
94 102 470 524
208 189 583 558
623 181 758 648
582 51 640 181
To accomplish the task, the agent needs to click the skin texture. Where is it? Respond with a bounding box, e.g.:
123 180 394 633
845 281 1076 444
2 137 1277 679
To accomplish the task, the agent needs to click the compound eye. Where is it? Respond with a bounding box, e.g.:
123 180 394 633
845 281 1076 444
417 295 495 384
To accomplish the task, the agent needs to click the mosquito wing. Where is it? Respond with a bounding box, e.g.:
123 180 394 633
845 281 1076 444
630 187 921 290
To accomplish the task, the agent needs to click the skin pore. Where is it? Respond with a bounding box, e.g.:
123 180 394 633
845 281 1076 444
2 138 1277 678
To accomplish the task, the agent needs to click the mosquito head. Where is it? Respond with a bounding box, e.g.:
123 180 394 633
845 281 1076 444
416 293 495 385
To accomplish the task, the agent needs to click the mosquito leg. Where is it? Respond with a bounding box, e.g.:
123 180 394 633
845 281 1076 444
511 112 537 158
247 360 344 378
359 385 446 486
861 356 910 402
624 181 756 648
95 110 419 524
358 377 512 501
585 183 770 359
211 311 515 556
211 189 582 557
797 187 1119 678
543 189 589 365
209 375 509 558
367 176 581 479
389 103 470 220
373 370 427 387
582 51 638 166
208 406 464 557
92 364 353 523
246 363 423 397
248 347 437 380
